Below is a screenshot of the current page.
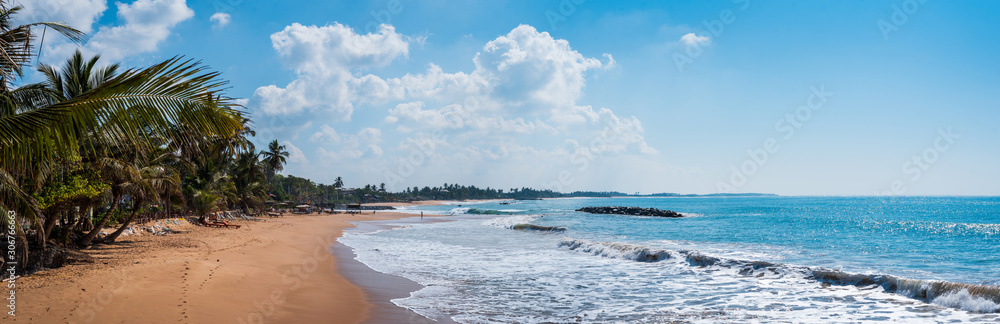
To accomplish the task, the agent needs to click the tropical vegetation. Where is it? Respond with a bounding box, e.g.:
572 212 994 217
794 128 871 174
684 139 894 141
0 1 270 272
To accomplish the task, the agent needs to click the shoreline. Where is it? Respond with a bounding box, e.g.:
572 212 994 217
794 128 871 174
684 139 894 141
335 213 460 324
1 202 452 324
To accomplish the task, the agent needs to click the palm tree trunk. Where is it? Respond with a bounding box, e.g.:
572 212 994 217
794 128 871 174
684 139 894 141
78 208 94 232
40 210 60 247
104 199 141 243
78 192 120 247
60 210 78 244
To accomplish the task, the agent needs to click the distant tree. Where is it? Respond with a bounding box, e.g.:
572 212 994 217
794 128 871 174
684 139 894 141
260 140 289 179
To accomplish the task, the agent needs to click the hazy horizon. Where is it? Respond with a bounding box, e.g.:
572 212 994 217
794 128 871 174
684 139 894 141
20 0 1000 196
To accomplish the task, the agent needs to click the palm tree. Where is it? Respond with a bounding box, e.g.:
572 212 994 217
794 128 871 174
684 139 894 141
232 150 266 214
0 1 244 266
38 50 120 101
260 139 289 179
103 147 181 243
191 190 221 223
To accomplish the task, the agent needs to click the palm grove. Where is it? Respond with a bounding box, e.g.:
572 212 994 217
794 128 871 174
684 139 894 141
0 2 572 274
0 3 302 272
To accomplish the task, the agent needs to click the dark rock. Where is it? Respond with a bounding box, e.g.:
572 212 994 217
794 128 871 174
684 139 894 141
575 206 684 218
511 224 567 232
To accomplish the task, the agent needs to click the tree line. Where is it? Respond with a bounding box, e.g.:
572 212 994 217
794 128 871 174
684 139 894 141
0 3 298 272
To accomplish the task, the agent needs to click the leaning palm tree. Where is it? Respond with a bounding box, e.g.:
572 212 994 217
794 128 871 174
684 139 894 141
103 150 180 243
260 139 289 179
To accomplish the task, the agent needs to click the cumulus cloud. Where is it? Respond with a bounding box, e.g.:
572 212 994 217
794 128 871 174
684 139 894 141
680 33 710 47
281 141 308 164
310 125 384 161
474 25 606 109
384 25 623 137
13 0 106 33
249 23 409 118
210 12 231 28
253 23 663 191
39 0 194 63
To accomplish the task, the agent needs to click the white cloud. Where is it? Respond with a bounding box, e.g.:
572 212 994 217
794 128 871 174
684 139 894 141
281 141 308 164
310 125 384 161
210 12 231 28
256 23 666 192
13 0 107 34
41 0 194 62
309 124 343 143
88 0 194 59
249 23 409 118
474 25 607 110
384 25 623 137
680 33 710 47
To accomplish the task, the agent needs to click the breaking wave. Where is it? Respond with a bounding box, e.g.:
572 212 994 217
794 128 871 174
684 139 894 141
450 207 519 215
484 215 539 229
557 238 1000 313
511 224 566 232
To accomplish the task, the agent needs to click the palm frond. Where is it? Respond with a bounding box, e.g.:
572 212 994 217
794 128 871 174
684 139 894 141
0 57 244 174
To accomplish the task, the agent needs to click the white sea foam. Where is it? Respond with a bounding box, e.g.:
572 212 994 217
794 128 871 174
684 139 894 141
484 215 538 229
338 214 999 323
558 238 672 262
931 289 1000 313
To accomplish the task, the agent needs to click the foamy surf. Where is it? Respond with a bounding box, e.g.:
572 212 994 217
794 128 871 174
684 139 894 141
558 237 1000 313
484 215 538 228
341 197 1000 323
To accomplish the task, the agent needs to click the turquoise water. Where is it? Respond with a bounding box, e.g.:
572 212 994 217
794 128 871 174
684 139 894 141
341 197 1000 322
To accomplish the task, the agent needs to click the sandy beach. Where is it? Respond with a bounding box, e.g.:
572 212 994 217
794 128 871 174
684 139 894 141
1 204 448 324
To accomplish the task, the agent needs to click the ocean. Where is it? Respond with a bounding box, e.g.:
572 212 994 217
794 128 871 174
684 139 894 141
338 196 1000 322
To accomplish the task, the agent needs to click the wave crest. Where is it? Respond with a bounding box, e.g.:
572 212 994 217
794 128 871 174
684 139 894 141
557 238 1000 312
558 239 672 262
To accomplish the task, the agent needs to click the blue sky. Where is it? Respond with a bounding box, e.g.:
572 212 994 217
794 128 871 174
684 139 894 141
19 0 1000 195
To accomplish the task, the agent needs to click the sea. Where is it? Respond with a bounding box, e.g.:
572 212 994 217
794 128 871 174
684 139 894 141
337 196 1000 323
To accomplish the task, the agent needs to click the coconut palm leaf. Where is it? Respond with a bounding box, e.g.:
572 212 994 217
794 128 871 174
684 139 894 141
0 56 245 174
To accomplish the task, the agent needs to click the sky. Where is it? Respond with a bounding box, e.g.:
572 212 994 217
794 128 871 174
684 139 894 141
15 0 1000 195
